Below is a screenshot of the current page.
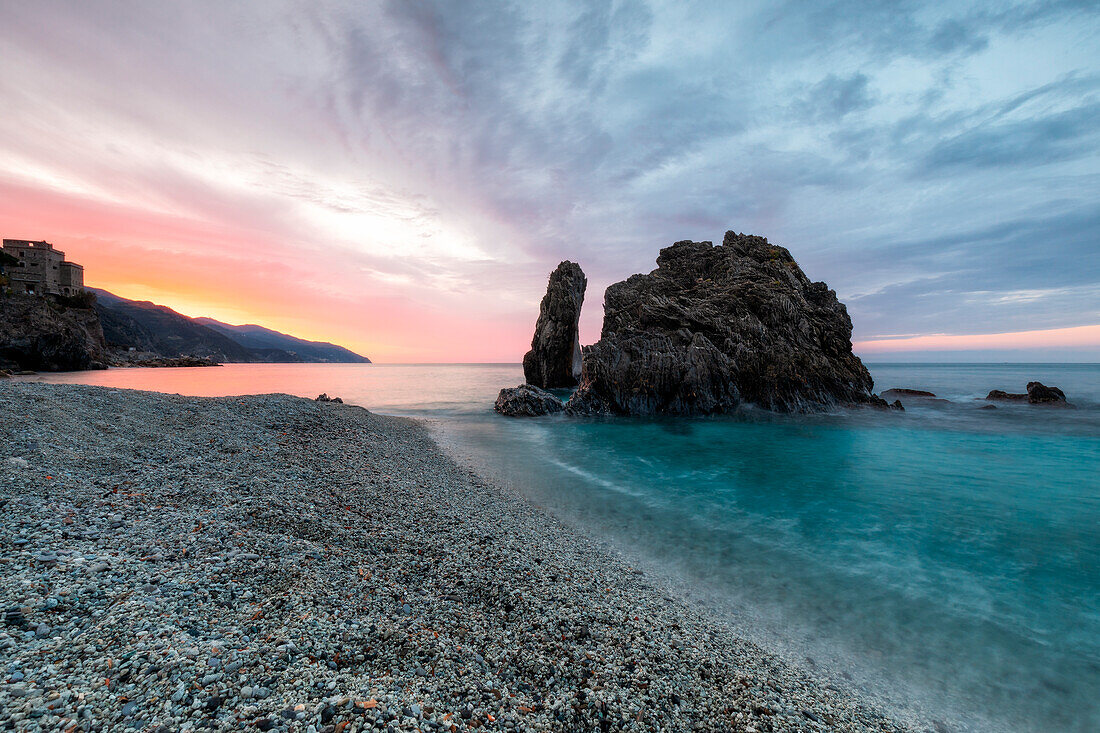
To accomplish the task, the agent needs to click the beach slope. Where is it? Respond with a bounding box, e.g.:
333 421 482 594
0 384 913 732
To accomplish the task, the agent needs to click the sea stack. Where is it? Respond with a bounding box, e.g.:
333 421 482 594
522 261 587 388
567 232 881 415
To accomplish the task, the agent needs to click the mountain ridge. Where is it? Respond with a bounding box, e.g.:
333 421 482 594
89 288 369 364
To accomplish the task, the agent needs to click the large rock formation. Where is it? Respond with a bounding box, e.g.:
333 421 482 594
522 262 586 388
567 232 880 415
0 294 108 371
494 384 565 417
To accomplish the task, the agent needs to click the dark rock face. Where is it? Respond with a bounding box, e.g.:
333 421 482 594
986 383 1070 406
567 233 879 415
522 262 587 388
494 384 565 417
0 295 107 371
1025 382 1067 405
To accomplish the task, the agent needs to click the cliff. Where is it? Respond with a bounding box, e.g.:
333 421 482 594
0 293 107 371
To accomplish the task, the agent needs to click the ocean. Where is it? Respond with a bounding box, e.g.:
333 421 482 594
17 362 1100 732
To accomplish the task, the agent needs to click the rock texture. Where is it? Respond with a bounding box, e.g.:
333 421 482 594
0 295 107 371
494 384 565 417
567 232 880 415
522 262 586 388
1025 381 1067 405
986 382 1070 405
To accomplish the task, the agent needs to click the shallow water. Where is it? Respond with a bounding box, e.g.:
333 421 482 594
14 362 1100 732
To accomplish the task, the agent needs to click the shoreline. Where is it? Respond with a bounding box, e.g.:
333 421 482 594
1 383 919 732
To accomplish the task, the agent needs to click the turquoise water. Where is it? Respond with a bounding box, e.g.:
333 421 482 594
16 362 1100 732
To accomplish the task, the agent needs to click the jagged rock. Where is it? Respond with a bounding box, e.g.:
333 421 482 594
566 232 880 415
522 262 587 388
494 384 565 417
0 295 107 371
1026 382 1068 405
315 393 343 403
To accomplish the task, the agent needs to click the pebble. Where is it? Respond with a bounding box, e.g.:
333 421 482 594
0 383 929 733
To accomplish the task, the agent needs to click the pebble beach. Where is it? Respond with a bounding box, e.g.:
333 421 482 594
0 383 918 733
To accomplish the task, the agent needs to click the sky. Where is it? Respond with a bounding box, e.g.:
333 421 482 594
1 1 1098 362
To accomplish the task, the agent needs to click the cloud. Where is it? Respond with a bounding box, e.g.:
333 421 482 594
0 0 1097 359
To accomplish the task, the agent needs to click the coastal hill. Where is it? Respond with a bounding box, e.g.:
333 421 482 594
194 317 369 363
91 288 370 364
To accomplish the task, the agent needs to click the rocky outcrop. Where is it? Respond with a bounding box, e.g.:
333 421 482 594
0 295 107 371
315 393 344 403
1025 381 1067 405
494 384 565 417
566 232 880 415
986 382 1070 405
522 262 586 388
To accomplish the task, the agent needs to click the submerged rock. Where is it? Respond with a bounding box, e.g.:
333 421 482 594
522 261 587 388
881 388 951 406
494 384 565 417
567 232 880 415
985 389 1027 401
882 388 937 398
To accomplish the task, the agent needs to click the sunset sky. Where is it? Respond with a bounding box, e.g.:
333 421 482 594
2 1 1098 362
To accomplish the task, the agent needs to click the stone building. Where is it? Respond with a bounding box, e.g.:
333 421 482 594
1 239 85 296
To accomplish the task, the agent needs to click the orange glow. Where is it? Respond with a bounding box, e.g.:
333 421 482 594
855 324 1100 352
0 179 532 363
